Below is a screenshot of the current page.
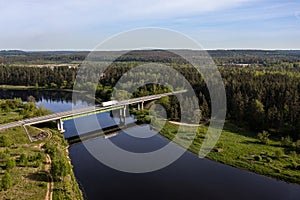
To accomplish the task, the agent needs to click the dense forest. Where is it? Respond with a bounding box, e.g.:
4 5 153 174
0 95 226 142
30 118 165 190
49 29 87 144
1 50 300 139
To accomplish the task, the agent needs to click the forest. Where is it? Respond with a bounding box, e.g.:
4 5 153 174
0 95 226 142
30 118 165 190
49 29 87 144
0 50 300 140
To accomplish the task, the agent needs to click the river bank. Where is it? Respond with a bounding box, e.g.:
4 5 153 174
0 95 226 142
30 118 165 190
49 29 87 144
155 119 300 185
0 125 83 199
0 99 83 199
0 85 84 93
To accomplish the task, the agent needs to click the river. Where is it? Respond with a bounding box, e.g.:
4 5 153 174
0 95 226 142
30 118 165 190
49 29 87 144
1 89 300 200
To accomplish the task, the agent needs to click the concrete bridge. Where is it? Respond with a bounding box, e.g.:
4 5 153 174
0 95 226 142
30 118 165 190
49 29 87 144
0 90 186 133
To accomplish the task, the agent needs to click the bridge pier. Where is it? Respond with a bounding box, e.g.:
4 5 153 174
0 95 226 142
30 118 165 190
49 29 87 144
56 118 65 133
119 106 126 125
137 102 144 110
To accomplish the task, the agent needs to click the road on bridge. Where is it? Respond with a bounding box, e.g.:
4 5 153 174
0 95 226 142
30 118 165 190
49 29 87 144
0 90 187 132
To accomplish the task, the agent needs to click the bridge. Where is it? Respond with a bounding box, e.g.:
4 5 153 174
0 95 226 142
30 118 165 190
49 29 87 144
0 90 186 134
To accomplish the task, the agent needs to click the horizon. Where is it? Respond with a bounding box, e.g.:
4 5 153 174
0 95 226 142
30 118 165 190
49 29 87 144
2 48 300 52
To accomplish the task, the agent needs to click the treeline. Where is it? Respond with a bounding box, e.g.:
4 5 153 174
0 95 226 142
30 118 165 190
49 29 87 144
1 50 300 65
0 65 75 88
1 54 300 137
220 67 300 134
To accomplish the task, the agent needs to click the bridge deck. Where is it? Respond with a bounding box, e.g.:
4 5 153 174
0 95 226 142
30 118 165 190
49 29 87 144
0 90 186 131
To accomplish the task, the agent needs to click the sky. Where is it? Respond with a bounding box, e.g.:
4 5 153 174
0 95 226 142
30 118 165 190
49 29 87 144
0 0 300 50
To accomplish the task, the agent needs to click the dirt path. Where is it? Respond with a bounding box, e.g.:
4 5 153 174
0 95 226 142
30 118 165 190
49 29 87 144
169 121 202 127
45 154 53 200
32 128 53 200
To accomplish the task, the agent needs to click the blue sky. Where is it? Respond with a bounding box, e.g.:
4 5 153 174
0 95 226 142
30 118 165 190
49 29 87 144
1 0 300 50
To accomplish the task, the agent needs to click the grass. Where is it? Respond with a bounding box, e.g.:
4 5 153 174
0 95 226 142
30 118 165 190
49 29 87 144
0 111 22 124
153 118 300 184
0 101 83 200
0 126 47 200
0 126 83 199
0 85 36 89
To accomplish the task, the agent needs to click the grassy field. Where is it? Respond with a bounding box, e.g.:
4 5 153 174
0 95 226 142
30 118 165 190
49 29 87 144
0 126 48 199
0 99 83 199
0 111 22 124
152 118 300 184
0 85 37 89
0 126 83 200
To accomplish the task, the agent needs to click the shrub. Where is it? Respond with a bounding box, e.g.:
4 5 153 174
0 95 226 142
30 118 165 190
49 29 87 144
33 160 41 168
290 151 297 160
273 167 281 173
4 148 10 155
281 136 293 147
0 135 13 147
254 155 262 161
290 161 300 170
51 158 71 181
257 131 270 144
18 153 28 167
275 149 284 159
38 182 47 188
1 172 12 190
0 151 7 159
5 158 16 171
266 157 272 163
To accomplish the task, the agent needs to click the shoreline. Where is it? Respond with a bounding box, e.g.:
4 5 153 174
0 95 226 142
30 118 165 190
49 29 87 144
153 120 300 185
0 85 86 93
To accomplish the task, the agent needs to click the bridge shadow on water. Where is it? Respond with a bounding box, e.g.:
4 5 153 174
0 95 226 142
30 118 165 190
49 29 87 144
66 122 139 145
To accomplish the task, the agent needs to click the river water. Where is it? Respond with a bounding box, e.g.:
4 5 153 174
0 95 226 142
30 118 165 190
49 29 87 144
1 89 300 200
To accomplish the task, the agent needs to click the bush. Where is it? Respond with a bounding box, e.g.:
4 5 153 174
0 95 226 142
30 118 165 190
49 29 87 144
275 149 285 159
290 151 297 160
18 153 28 167
254 155 262 161
0 151 8 159
51 158 71 181
5 158 16 171
281 136 293 147
0 135 13 147
266 157 272 163
273 167 281 173
290 161 300 170
257 131 270 144
38 182 47 188
33 160 41 168
1 172 12 190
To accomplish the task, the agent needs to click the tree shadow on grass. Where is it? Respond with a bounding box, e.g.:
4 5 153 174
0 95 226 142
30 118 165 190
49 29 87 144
26 170 50 182
222 122 258 139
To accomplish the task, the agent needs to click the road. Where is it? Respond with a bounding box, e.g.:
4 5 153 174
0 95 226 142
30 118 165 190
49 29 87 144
0 90 187 131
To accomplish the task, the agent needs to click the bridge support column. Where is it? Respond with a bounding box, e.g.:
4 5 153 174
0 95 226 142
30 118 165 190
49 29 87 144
57 118 65 133
141 101 144 110
119 106 126 125
123 106 126 125
123 106 126 118
137 103 140 110
119 109 123 124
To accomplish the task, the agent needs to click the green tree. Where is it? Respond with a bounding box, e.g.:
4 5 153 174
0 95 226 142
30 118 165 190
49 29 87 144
51 158 71 181
249 99 265 130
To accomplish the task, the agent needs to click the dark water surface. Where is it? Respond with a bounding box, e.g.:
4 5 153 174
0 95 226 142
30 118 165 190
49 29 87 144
1 90 300 200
